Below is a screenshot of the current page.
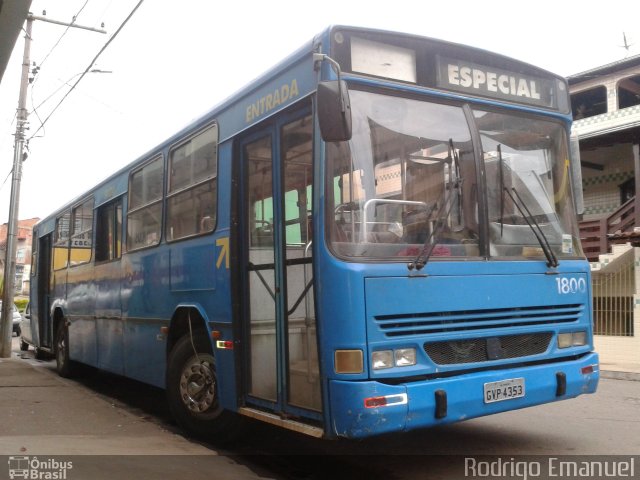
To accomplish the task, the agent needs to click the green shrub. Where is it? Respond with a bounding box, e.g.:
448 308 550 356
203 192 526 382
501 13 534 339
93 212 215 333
14 298 28 312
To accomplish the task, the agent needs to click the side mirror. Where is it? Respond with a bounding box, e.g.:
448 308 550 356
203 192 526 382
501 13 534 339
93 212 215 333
317 80 352 142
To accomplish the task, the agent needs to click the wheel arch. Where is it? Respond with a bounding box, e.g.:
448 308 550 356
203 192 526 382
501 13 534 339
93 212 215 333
51 306 66 352
166 304 213 357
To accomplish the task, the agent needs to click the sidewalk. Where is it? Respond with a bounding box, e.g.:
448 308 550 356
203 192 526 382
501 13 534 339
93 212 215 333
0 337 269 480
598 360 640 381
1 336 638 477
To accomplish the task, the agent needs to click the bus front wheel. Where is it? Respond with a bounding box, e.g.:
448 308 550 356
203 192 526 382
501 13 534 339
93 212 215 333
166 334 240 440
55 322 75 378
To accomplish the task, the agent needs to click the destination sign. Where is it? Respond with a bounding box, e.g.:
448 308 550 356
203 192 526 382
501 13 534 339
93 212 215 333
436 56 558 109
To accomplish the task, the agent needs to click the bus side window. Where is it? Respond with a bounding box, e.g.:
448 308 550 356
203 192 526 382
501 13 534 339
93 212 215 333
53 212 70 270
69 198 94 266
166 123 218 241
127 156 164 251
95 198 123 262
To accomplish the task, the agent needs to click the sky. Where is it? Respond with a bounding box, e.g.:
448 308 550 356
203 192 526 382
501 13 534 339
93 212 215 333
0 0 639 224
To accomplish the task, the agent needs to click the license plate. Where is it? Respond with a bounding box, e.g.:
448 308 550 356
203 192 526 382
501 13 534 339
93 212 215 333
483 377 525 404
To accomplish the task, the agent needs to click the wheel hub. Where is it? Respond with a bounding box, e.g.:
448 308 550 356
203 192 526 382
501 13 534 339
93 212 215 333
179 358 216 414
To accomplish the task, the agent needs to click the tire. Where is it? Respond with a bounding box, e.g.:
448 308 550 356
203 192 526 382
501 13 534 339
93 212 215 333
166 334 243 441
35 348 49 360
55 321 75 378
20 339 29 351
14 326 21 337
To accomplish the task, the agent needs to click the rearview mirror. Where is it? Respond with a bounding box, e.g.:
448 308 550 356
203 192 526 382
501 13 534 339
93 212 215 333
317 80 352 142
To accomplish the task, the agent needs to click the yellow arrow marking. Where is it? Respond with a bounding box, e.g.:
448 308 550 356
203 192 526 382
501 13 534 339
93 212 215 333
216 237 230 269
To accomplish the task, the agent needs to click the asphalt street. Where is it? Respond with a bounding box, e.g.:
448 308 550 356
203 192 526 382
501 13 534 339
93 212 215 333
2 336 639 480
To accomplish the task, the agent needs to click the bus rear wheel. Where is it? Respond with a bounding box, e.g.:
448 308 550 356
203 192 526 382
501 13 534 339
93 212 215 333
166 334 241 441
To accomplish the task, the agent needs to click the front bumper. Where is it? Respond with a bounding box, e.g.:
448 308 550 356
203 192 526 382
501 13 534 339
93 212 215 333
328 352 599 438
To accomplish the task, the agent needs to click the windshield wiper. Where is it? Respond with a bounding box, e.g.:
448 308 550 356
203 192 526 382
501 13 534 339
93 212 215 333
409 139 463 272
504 186 559 268
408 190 457 271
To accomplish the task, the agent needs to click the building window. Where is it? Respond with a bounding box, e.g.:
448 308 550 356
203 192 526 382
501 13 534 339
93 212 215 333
571 86 607 120
618 75 640 110
70 198 93 266
127 155 164 251
166 124 218 241
95 197 123 262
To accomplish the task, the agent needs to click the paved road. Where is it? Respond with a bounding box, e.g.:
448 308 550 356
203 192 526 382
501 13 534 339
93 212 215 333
6 336 640 479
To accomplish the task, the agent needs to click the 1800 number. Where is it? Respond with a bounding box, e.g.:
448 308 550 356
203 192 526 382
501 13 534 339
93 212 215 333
555 277 587 295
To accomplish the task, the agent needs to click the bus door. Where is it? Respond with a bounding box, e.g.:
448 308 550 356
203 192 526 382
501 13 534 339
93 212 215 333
240 109 321 417
36 233 53 348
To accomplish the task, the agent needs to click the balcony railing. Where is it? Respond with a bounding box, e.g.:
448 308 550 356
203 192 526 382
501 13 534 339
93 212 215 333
579 197 636 262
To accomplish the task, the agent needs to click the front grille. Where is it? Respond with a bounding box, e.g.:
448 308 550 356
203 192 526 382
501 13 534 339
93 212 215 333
424 332 553 365
375 304 583 337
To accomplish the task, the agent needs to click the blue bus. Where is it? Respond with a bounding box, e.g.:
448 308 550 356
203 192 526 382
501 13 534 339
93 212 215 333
24 26 599 439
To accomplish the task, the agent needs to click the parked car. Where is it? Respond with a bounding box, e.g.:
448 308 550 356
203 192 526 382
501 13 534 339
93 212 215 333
0 301 23 337
19 302 50 358
19 302 34 353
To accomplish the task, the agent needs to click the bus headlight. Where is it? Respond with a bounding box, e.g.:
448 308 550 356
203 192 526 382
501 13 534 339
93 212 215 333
571 331 587 346
372 348 417 369
558 331 587 348
394 348 417 367
372 350 393 369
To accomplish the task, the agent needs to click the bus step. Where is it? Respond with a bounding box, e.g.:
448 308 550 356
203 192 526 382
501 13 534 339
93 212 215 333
238 407 324 438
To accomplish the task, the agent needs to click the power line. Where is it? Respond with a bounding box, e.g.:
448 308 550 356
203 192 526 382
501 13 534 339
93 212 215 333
28 0 145 141
0 167 14 193
28 1 92 138
94 0 115 30
33 73 87 113
34 0 91 76
29 86 46 139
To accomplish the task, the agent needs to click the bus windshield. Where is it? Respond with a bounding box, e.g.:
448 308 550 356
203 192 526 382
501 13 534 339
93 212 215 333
327 89 582 261
476 109 581 259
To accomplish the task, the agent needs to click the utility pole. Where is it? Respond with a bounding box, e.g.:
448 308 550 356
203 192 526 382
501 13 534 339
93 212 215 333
0 14 106 358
